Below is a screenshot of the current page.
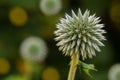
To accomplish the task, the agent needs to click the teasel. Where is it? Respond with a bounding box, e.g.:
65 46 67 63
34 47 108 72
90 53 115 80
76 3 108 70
54 8 106 80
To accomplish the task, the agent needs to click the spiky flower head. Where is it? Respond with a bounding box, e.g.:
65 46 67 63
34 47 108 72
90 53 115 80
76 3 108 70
54 9 106 60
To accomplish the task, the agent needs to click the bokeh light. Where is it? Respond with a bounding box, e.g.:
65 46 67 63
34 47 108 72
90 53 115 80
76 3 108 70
20 36 48 62
16 60 31 75
4 74 27 80
9 6 28 26
110 3 120 26
40 0 62 16
42 67 60 80
108 64 120 80
0 58 10 75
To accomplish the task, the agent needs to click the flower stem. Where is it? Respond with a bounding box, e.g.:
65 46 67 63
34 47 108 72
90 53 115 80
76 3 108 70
68 53 79 80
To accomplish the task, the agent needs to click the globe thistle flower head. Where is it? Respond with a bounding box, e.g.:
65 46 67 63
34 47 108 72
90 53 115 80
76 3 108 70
108 64 120 80
54 9 106 60
20 36 48 62
40 0 62 16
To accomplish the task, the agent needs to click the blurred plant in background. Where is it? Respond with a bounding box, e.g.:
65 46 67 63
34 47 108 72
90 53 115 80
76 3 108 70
4 74 26 80
108 64 120 80
20 36 48 62
40 0 62 16
0 0 120 80
19 36 48 80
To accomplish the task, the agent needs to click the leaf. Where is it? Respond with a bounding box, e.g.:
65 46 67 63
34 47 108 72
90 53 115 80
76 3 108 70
78 61 97 78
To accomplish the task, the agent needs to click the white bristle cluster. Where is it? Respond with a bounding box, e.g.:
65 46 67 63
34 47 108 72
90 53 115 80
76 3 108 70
108 64 120 80
54 9 106 60
40 0 62 15
20 36 48 62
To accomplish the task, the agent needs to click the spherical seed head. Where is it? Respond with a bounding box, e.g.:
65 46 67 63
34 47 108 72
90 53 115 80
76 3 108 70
40 0 62 15
54 9 106 60
20 36 48 62
108 64 120 80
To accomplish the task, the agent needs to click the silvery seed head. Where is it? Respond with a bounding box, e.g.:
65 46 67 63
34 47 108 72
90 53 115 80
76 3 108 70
20 36 48 62
54 9 106 60
108 64 120 80
40 0 62 15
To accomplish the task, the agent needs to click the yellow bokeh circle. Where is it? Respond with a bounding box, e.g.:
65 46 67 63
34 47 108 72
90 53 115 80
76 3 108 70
42 67 60 80
110 4 120 24
0 58 10 74
16 60 31 75
9 6 28 26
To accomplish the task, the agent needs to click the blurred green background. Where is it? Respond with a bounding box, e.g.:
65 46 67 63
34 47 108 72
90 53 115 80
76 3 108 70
0 0 120 80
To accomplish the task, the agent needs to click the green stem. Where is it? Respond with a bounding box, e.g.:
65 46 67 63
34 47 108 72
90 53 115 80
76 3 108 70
68 53 79 80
